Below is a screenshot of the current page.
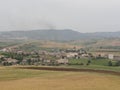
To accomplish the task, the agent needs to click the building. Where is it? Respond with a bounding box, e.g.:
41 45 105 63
113 56 120 61
108 54 114 60
56 59 68 64
66 52 78 58
108 54 120 61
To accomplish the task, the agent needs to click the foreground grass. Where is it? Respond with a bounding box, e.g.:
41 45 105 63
0 67 63 81
0 67 120 90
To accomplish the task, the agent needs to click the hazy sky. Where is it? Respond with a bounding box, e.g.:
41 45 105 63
0 0 120 32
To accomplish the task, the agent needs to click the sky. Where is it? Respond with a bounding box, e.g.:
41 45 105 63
0 0 120 32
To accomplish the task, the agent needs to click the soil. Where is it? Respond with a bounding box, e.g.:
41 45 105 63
17 66 120 76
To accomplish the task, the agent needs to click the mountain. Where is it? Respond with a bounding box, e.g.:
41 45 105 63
0 29 120 41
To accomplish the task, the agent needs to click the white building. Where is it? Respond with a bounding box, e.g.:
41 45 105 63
66 52 78 58
108 54 120 61
56 59 68 64
108 54 114 60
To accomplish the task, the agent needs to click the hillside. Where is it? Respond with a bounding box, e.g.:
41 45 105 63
0 29 83 41
0 29 120 41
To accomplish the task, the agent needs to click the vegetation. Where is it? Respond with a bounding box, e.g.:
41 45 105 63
108 61 113 66
69 58 109 66
67 59 120 72
0 40 120 71
0 41 21 49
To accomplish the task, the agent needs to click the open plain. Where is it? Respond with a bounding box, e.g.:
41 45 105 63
0 67 120 90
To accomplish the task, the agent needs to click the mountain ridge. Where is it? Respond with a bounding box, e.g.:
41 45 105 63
0 29 120 41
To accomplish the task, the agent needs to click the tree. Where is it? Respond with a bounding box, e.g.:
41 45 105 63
114 61 120 66
3 62 9 66
86 60 91 65
108 61 112 66
27 59 31 65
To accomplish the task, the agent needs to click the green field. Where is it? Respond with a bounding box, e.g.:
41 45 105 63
0 41 20 49
68 59 120 72
69 58 116 65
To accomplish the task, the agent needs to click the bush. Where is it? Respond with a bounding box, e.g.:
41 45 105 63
79 63 84 65
114 61 120 66
86 60 91 65
108 61 112 66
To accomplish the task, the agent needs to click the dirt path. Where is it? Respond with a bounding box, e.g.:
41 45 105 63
17 67 120 76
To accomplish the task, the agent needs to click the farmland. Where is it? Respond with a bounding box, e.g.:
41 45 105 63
0 40 21 49
0 39 120 90
68 59 120 71
0 67 120 90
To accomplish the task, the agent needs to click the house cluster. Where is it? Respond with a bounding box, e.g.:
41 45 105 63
0 55 18 66
0 47 94 66
93 53 120 61
0 46 120 66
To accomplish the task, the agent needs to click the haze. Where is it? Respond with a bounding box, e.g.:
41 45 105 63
0 0 120 32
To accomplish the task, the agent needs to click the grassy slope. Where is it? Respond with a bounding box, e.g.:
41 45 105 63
0 67 62 81
0 41 20 49
0 67 120 90
68 59 120 72
69 59 111 66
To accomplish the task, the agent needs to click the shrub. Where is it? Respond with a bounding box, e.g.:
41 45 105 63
114 61 120 66
108 61 112 66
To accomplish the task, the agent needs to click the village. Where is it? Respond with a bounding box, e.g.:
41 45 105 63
0 46 120 66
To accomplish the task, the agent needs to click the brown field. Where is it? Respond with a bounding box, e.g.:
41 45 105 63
40 41 82 49
0 67 120 90
18 66 120 76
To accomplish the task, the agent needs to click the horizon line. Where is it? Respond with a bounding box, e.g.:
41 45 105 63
0 29 120 33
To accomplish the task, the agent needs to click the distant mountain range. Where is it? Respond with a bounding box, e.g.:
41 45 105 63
0 29 120 41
